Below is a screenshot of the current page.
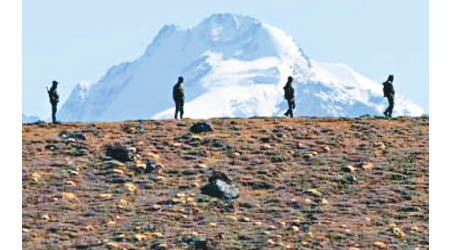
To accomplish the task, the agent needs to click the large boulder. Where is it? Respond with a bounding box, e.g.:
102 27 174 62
190 122 213 134
201 171 239 200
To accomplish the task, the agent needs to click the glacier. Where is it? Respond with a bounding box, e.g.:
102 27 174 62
58 13 424 122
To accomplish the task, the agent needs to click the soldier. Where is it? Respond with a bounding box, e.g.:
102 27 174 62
173 76 184 119
382 75 395 117
283 76 295 118
47 80 59 123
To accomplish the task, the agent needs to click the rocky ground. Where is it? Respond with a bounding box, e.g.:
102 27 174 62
22 117 429 249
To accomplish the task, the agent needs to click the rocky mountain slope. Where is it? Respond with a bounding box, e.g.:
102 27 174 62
58 14 423 122
22 117 428 249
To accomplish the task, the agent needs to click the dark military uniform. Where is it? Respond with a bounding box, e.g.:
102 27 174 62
47 81 59 123
173 79 184 119
283 78 295 118
383 77 395 117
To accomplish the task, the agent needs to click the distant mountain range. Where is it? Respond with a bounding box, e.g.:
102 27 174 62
58 13 424 122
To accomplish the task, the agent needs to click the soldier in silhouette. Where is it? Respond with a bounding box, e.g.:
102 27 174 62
47 80 59 123
173 76 185 119
383 75 395 117
283 76 295 118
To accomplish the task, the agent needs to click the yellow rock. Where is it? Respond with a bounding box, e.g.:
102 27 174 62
113 169 124 175
304 198 312 204
152 204 162 210
321 198 329 205
22 228 29 233
306 188 322 197
41 214 50 221
208 222 217 227
241 216 251 222
152 232 163 237
292 226 300 232
119 199 128 208
62 192 77 201
412 226 420 232
278 221 286 227
147 152 160 160
268 225 277 230
255 221 262 226
98 193 113 199
373 241 386 248
176 192 186 198
124 182 137 193
267 239 275 245
107 220 116 227
225 215 238 221
159 243 168 248
322 146 331 152
155 176 166 181
362 162 375 171
197 163 207 169
134 233 146 241
135 163 147 170
106 242 119 248
30 172 40 182
392 227 406 239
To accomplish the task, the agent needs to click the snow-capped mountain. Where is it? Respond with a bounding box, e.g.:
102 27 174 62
22 113 41 123
58 13 423 122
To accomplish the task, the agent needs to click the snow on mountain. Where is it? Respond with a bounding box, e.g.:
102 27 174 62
22 114 41 123
59 13 424 122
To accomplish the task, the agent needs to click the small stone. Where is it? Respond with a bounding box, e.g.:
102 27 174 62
305 188 322 197
62 192 77 201
261 144 271 150
79 225 93 232
196 163 208 169
208 222 217 227
342 165 356 173
134 233 146 241
303 154 313 161
240 216 251 222
152 232 163 237
98 193 113 199
65 180 77 186
119 199 128 208
360 162 375 171
373 241 386 249
128 147 137 154
41 214 50 221
321 198 329 205
291 226 300 232
155 176 166 181
267 239 275 245
107 220 116 227
124 182 137 193
30 172 40 182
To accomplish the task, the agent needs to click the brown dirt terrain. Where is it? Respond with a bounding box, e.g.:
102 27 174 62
22 117 429 249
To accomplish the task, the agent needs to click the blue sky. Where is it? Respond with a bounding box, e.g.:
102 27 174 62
23 0 428 118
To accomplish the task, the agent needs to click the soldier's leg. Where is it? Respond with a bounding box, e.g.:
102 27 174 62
52 105 56 123
388 96 394 117
288 100 294 117
174 102 179 119
180 100 184 119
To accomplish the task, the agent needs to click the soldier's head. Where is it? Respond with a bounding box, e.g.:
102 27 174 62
52 80 58 86
387 75 394 82
178 76 184 84
287 76 293 84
